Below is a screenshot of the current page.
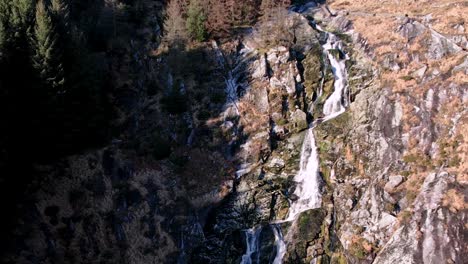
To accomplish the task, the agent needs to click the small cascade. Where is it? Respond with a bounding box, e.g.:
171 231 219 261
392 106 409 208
285 28 349 221
285 129 321 221
212 40 254 121
211 40 240 118
317 25 350 122
240 228 261 264
177 234 186 264
271 225 287 264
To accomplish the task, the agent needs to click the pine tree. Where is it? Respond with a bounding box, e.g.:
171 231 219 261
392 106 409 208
32 0 64 92
51 0 69 29
186 0 206 42
10 0 34 32
0 0 8 59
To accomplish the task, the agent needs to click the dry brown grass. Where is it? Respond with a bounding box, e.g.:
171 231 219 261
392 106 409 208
451 115 468 182
443 188 466 212
330 0 467 183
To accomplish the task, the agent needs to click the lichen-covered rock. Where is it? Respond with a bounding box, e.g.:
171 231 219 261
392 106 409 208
384 175 404 193
290 109 308 133
373 172 465 264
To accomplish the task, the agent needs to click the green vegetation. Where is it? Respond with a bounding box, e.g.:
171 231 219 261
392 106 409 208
0 0 155 174
186 0 206 41
32 0 65 91
328 49 345 60
317 111 351 140
331 253 348 264
303 47 321 96
402 153 434 170
438 138 461 168
296 209 326 241
399 75 414 81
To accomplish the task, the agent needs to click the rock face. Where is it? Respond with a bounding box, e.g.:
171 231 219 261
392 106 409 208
373 172 465 264
3 2 467 264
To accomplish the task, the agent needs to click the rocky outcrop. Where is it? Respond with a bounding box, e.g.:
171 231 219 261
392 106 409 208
373 172 465 264
4 2 467 264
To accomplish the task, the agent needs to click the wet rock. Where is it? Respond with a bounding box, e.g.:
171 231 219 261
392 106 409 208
329 15 352 32
266 157 286 173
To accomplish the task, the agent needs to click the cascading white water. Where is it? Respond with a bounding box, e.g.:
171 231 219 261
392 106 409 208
268 26 350 264
271 225 287 264
240 15 350 264
240 228 261 264
285 129 321 221
285 28 349 221
319 26 349 122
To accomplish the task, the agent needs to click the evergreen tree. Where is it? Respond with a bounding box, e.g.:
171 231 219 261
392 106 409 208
31 0 64 93
0 1 8 59
51 0 70 29
10 0 34 33
186 0 206 42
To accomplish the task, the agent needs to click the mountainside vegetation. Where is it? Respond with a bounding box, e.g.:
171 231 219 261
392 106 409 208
0 0 466 263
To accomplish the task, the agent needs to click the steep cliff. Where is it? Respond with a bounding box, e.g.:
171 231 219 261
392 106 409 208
2 1 466 264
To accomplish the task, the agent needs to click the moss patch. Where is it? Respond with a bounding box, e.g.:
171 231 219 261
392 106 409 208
295 208 327 242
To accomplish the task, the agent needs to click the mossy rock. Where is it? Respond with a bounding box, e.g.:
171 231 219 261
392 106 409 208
316 111 351 139
303 48 322 98
328 49 345 60
289 109 308 133
295 208 327 242
330 252 348 264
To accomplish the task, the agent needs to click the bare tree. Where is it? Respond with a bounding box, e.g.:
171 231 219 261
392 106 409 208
163 0 188 44
257 0 292 48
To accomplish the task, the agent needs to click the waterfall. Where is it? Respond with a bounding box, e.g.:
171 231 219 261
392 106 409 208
285 129 321 221
240 10 350 264
267 27 349 263
271 225 287 264
240 228 261 264
318 25 349 122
